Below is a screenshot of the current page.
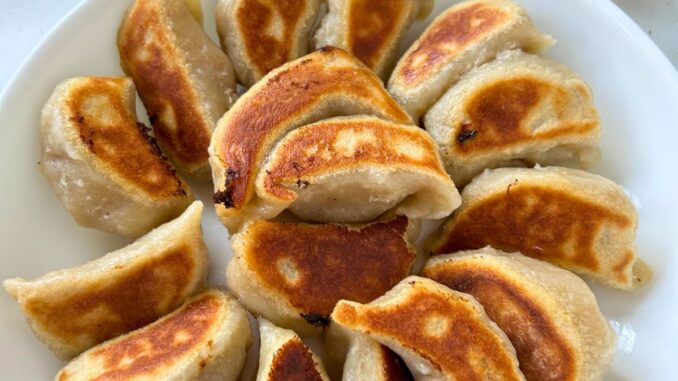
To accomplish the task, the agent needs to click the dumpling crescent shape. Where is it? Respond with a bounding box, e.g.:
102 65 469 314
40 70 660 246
325 324 414 381
215 0 322 87
422 247 616 381
54 289 252 381
314 0 431 79
4 201 207 360
118 0 238 180
331 276 526 381
424 50 601 186
227 216 420 335
209 46 412 232
255 115 460 223
40 76 193 238
427 166 652 290
388 0 554 120
256 318 330 381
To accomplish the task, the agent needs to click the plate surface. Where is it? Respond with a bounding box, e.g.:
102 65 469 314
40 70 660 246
1 0 677 379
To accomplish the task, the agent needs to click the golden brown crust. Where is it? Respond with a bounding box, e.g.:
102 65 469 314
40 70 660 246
242 217 415 317
236 0 310 77
213 47 411 210
422 263 576 381
68 77 186 198
347 0 412 69
332 281 524 380
398 2 509 85
432 185 631 276
261 117 442 201
85 293 219 379
23 245 195 350
452 77 597 154
268 337 325 381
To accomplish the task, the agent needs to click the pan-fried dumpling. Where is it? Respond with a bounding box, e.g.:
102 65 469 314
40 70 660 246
254 115 460 223
228 217 420 335
256 319 330 381
428 167 652 290
314 0 432 79
425 50 600 186
209 47 412 232
215 0 322 87
388 0 554 120
40 76 193 238
118 0 238 180
331 276 525 381
3 201 207 360
326 325 413 381
422 247 616 381
55 289 252 381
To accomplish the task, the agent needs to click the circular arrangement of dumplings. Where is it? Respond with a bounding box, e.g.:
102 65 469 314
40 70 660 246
2 0 655 380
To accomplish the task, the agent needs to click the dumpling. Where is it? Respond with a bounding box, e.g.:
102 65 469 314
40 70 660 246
388 0 554 120
227 216 420 335
118 0 238 180
422 247 616 381
55 289 252 381
215 0 322 87
314 0 432 79
209 47 412 232
254 115 460 223
325 325 413 381
40 76 193 238
331 276 525 381
428 167 652 289
425 50 601 186
3 201 207 360
256 319 330 381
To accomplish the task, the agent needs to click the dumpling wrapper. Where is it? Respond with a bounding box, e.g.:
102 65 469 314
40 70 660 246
314 0 432 79
256 319 330 381
388 0 553 121
325 325 414 381
209 47 412 232
425 50 600 186
422 247 616 381
254 115 460 223
228 217 420 335
216 0 321 87
118 0 238 180
40 76 193 238
4 201 207 360
331 276 525 381
55 289 252 381
428 166 652 290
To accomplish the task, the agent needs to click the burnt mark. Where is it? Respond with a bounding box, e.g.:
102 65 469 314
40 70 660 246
213 169 239 208
506 179 518 196
296 179 310 189
135 122 187 197
301 313 331 328
456 127 478 145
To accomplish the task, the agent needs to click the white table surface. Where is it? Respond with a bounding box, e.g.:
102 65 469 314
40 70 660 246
0 0 676 93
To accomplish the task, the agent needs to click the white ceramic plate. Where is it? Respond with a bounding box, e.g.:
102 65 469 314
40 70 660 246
1 0 677 379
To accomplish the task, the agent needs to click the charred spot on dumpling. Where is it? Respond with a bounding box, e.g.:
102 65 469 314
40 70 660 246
213 169 239 207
